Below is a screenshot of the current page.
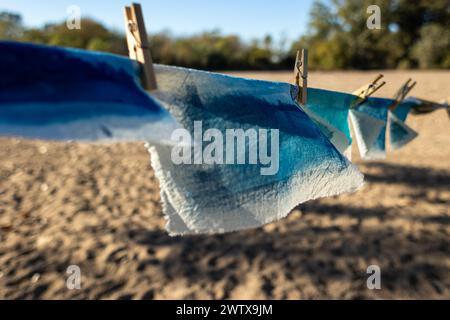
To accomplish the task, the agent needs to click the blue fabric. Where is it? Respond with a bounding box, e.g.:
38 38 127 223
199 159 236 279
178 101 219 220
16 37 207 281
0 41 177 142
151 65 363 235
0 41 364 235
392 101 413 122
389 99 418 150
350 97 391 159
303 88 354 154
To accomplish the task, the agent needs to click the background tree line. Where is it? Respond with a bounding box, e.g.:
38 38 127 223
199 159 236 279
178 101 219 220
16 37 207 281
1 0 449 70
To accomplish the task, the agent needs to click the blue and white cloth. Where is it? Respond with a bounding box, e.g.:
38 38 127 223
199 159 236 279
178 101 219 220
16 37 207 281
0 41 179 143
388 98 418 150
152 65 363 234
303 88 354 156
0 41 364 235
349 97 391 160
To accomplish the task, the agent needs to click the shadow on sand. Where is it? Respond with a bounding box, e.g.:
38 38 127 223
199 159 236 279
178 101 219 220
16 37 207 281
7 161 448 299
123 162 450 298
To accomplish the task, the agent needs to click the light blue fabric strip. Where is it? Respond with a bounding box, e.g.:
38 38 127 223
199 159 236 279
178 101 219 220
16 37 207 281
389 111 418 150
351 97 391 159
303 88 354 154
389 98 418 150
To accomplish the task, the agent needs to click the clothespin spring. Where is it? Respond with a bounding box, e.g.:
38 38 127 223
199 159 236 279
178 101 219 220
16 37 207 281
351 74 386 108
389 78 417 111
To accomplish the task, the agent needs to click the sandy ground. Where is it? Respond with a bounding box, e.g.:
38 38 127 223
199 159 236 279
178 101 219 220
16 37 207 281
0 70 449 299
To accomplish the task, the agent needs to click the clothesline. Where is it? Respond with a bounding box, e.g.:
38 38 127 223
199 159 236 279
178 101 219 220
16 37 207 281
0 39 448 236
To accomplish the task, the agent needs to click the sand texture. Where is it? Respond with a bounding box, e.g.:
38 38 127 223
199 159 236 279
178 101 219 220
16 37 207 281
0 70 449 299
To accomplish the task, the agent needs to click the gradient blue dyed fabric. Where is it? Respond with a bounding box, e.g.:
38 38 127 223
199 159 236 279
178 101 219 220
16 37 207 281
0 41 178 142
392 100 413 122
0 41 364 235
152 65 363 235
388 99 418 150
303 88 354 155
349 97 391 159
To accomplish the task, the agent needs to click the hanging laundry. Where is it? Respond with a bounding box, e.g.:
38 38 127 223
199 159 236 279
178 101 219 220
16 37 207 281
302 88 354 156
388 98 418 150
0 41 364 235
151 64 364 234
0 41 179 143
349 97 391 160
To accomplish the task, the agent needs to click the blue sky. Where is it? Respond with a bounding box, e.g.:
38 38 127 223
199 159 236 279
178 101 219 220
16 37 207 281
0 0 313 42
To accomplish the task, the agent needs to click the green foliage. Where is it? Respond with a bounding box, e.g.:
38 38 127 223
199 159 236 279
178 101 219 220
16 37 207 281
20 18 127 55
292 0 450 69
0 12 23 40
411 24 450 69
1 1 449 70
149 31 277 70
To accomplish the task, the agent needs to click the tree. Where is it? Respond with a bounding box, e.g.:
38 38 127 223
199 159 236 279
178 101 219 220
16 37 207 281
412 24 450 69
21 18 127 55
3 2 449 70
291 0 450 69
0 12 23 40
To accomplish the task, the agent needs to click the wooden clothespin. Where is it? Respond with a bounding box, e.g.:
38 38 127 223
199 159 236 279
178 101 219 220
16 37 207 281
351 74 386 108
389 78 416 111
293 49 308 105
124 3 157 91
